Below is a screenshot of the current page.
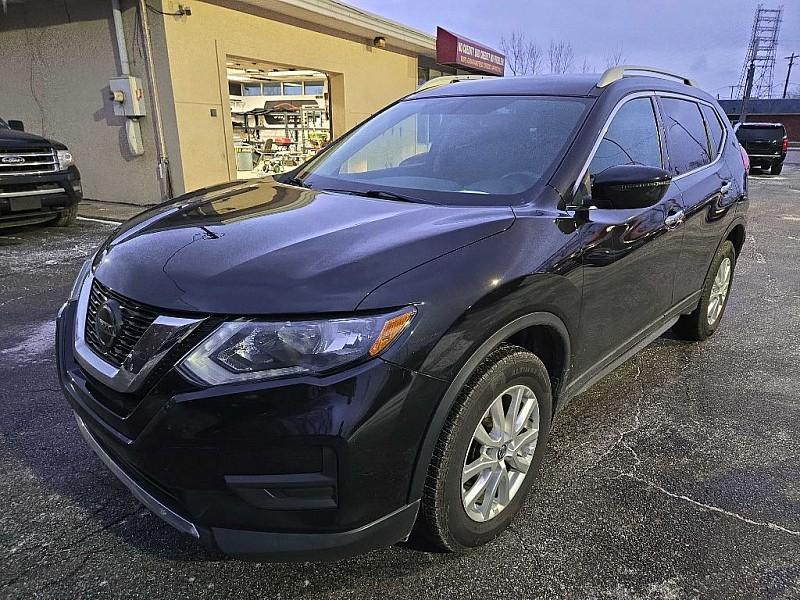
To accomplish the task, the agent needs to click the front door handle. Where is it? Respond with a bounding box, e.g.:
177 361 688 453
719 180 732 195
665 209 685 228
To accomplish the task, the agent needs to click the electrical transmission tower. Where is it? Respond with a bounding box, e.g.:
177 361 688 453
737 4 783 99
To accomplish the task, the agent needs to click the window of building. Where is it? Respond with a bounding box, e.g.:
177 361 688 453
283 82 302 96
660 97 711 175
700 104 724 158
304 81 324 96
228 82 243 96
243 83 262 96
262 82 281 96
589 97 662 175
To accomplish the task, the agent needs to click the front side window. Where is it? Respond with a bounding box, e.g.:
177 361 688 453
661 97 711 175
589 97 662 175
297 95 591 206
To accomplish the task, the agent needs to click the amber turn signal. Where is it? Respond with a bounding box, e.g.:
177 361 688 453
369 308 416 356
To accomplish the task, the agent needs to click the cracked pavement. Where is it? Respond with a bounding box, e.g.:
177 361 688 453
1 163 798 599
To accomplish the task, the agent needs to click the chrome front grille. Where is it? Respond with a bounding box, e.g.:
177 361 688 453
0 147 58 175
84 280 160 368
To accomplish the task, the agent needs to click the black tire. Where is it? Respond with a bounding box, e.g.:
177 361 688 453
414 343 552 552
52 204 78 227
673 240 736 341
771 161 783 175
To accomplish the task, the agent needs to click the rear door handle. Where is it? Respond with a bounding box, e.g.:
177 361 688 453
719 180 732 194
665 209 685 228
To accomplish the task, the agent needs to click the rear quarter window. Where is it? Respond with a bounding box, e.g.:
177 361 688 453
700 104 725 158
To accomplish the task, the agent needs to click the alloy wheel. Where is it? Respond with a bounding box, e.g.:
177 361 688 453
461 385 540 522
707 257 732 326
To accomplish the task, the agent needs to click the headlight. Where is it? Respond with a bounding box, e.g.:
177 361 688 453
57 149 75 171
179 307 416 385
68 254 94 301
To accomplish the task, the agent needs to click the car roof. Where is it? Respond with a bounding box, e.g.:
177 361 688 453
407 72 715 103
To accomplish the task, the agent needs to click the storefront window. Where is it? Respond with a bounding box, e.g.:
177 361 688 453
304 81 324 95
283 82 302 96
263 82 281 96
243 83 262 96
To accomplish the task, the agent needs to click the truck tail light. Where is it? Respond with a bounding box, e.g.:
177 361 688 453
782 137 789 153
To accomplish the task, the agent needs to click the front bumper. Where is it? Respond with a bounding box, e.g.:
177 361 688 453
0 166 82 227
56 299 446 560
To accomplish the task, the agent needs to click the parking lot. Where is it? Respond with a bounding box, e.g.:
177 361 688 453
1 161 798 599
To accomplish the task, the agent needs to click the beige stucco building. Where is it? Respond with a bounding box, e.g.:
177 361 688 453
0 0 477 205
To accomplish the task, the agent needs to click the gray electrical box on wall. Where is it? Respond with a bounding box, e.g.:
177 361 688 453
109 76 147 117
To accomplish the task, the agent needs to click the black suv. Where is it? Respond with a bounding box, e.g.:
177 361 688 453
57 67 748 561
735 122 788 175
0 117 82 228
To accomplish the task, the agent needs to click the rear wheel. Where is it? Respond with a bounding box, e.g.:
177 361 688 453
771 161 783 175
415 344 552 551
673 240 736 341
52 204 78 227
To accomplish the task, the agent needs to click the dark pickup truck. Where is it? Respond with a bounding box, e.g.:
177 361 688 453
735 122 789 175
0 118 82 228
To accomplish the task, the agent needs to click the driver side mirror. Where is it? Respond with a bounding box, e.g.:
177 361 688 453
7 120 25 132
591 164 672 210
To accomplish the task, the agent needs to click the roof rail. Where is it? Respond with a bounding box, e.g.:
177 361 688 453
415 74 495 93
597 65 696 88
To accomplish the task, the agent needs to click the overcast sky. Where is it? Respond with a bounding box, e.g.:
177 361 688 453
348 0 799 98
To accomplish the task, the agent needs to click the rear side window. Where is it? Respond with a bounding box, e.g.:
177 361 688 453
589 97 662 175
700 104 724 158
660 97 711 175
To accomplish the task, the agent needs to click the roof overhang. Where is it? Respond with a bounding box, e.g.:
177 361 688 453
207 0 437 57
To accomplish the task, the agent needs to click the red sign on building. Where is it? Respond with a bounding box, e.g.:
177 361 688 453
435 27 505 76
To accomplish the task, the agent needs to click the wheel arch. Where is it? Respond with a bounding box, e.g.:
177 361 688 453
407 311 570 503
726 222 746 257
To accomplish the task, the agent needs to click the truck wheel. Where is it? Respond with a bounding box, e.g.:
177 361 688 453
771 161 783 175
52 204 78 227
415 344 552 551
673 241 736 341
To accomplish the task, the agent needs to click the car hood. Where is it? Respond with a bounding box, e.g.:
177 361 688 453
93 180 515 314
0 128 66 149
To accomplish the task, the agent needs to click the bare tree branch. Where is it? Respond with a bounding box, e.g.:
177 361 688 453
579 58 594 74
548 40 575 74
500 31 543 76
604 45 626 69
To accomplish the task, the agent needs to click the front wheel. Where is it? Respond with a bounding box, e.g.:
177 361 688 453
673 240 736 341
52 204 78 227
414 344 552 552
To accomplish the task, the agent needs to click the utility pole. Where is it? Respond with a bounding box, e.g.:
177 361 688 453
740 61 756 124
728 85 737 99
784 53 798 98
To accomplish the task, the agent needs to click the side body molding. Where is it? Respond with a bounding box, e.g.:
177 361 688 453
407 311 570 503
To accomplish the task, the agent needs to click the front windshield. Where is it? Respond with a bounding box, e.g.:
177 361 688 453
296 95 591 206
0 118 8 130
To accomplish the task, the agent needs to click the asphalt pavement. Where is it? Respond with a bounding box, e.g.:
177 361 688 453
0 167 798 599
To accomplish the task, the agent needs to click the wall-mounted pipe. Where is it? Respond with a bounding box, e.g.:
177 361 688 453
137 0 173 199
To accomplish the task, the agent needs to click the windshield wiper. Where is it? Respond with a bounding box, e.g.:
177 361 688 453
322 188 437 205
281 176 312 189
